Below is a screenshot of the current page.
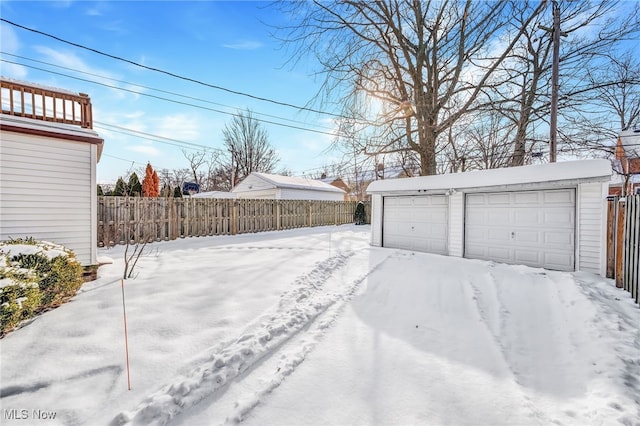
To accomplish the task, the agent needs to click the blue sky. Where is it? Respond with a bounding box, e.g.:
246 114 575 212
0 1 341 184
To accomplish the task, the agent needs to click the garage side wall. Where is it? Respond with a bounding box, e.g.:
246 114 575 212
577 182 607 275
0 131 94 266
370 194 383 246
448 192 464 257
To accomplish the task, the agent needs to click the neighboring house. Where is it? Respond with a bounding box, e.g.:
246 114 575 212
232 172 345 201
0 79 104 269
609 128 640 196
190 191 237 199
367 159 611 275
318 176 351 201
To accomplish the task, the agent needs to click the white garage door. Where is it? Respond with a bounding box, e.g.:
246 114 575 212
465 189 575 271
383 196 448 254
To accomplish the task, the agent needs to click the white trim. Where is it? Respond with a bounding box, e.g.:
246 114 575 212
90 144 98 265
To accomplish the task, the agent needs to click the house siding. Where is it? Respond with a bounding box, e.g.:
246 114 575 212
279 187 343 201
577 182 606 275
448 192 464 257
0 131 94 265
234 189 277 199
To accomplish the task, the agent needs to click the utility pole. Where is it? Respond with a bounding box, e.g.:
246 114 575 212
549 0 561 163
543 0 567 163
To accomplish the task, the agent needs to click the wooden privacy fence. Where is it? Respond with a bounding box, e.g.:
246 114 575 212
606 195 639 304
97 197 370 247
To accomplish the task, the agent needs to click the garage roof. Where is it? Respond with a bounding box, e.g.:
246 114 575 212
237 172 345 193
367 159 612 193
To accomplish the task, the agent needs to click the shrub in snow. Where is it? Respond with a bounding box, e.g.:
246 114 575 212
0 238 83 336
354 201 367 225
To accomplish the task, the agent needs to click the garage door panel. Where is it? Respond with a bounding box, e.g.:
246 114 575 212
544 190 574 203
487 193 510 205
514 192 540 204
383 195 448 255
487 228 510 241
515 231 540 243
514 210 540 225
545 231 573 245
543 211 574 226
487 247 511 262
515 250 542 264
465 189 575 271
545 252 573 269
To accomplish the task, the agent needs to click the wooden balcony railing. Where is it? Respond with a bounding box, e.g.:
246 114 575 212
1 79 93 129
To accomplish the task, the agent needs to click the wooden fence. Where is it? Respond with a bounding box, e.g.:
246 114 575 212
606 195 639 304
97 197 370 247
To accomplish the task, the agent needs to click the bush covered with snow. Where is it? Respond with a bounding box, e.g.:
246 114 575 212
0 238 84 336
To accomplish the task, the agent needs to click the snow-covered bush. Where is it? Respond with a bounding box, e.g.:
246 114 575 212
1 238 83 336
354 201 367 225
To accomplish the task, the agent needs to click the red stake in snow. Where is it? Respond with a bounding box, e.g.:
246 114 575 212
121 279 132 391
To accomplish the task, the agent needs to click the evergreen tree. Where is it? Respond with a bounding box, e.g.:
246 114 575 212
97 184 104 196
354 201 367 225
161 183 172 198
128 173 142 196
113 177 127 196
152 170 160 195
142 163 159 197
173 186 183 198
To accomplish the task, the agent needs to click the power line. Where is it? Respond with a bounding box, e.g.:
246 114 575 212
94 122 221 153
0 58 345 138
0 52 340 132
1 18 345 119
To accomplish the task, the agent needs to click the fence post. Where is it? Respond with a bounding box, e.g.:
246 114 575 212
276 201 281 231
606 197 616 278
615 198 626 288
232 201 238 235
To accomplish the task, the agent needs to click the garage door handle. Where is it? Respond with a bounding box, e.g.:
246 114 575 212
511 232 515 239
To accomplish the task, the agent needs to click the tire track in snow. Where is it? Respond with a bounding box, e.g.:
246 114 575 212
110 250 386 426
467 269 555 424
222 252 391 425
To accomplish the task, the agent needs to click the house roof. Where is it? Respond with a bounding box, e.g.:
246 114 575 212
367 159 612 193
618 129 640 159
237 172 345 193
0 114 104 161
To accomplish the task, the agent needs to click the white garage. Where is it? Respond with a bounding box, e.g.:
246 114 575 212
383 195 448 254
367 160 612 275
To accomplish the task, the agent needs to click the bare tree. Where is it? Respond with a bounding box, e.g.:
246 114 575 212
559 51 640 159
276 0 546 175
222 109 279 186
488 1 640 165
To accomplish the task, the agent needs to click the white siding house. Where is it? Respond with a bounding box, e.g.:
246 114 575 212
0 81 104 267
232 172 345 201
367 160 611 275
190 191 237 199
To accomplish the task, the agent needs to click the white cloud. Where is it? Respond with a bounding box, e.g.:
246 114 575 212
223 41 263 50
85 2 110 16
33 46 122 85
126 144 161 156
155 113 201 141
0 24 27 79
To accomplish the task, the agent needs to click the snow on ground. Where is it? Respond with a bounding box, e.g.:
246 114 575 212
0 225 638 426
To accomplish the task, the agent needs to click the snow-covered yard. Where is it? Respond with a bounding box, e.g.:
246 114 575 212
1 225 638 425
